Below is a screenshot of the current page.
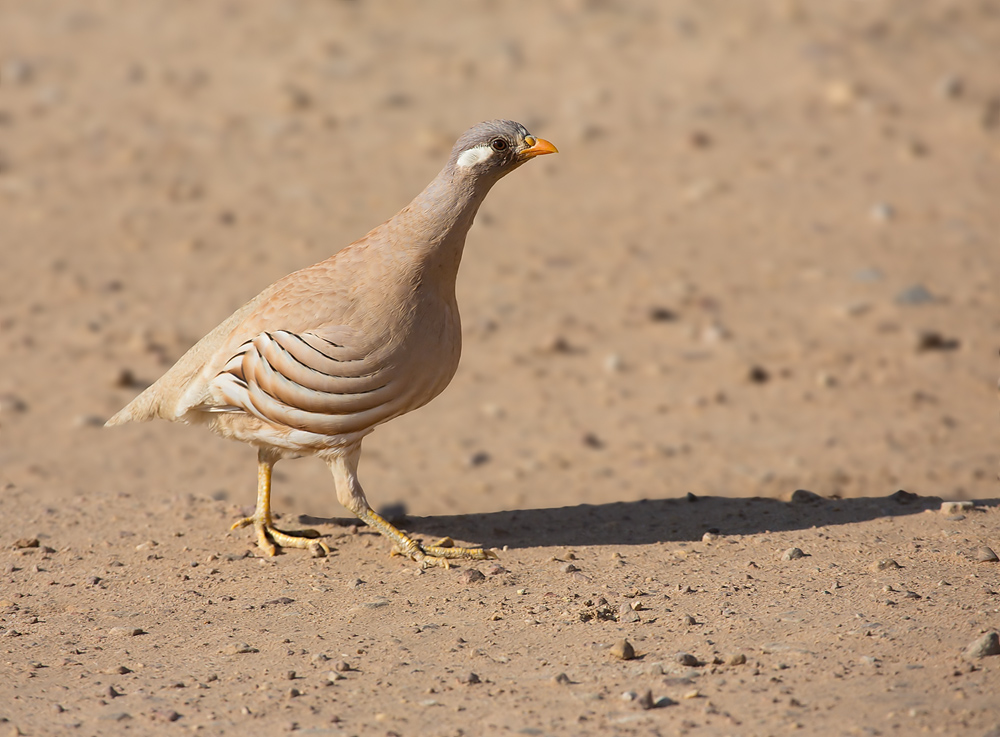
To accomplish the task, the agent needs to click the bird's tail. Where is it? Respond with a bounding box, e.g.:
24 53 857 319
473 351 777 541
104 389 161 427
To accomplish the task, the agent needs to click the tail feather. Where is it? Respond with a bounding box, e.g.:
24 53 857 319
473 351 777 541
104 390 160 427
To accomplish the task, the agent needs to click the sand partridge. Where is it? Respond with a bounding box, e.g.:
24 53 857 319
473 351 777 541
106 120 557 567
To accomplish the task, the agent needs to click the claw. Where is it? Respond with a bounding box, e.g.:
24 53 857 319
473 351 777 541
232 515 328 557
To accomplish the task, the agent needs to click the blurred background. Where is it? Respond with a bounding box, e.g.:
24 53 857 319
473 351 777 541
2 0 998 522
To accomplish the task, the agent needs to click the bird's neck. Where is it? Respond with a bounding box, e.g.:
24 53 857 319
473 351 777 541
391 169 492 290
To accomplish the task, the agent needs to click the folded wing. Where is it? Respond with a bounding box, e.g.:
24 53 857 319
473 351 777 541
210 328 402 436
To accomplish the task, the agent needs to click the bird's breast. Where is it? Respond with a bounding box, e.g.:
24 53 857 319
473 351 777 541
391 290 462 411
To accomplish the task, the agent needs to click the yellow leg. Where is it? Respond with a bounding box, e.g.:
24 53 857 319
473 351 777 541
231 451 330 557
327 447 497 569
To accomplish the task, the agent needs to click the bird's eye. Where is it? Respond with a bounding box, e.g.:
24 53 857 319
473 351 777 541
490 138 509 152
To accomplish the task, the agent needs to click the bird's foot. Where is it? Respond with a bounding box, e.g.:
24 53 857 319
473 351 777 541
230 516 329 558
391 537 499 569
358 509 496 569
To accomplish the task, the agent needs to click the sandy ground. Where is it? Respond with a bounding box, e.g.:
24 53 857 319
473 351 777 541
2 1 1000 734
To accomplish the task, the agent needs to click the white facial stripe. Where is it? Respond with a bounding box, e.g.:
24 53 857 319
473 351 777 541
456 144 494 168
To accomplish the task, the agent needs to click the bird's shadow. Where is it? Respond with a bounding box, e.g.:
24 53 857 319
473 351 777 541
298 493 999 550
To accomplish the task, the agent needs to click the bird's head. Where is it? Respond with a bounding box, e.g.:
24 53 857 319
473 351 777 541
447 120 557 182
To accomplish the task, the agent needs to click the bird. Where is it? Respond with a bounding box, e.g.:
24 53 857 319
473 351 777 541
106 119 557 567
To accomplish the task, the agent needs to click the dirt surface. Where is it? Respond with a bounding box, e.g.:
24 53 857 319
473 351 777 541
2 1 1000 735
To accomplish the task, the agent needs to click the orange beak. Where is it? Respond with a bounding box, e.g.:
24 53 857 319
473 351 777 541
518 136 559 161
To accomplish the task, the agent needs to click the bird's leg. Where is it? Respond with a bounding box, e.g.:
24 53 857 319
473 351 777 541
231 450 329 557
328 450 497 569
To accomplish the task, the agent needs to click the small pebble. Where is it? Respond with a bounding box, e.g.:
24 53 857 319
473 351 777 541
603 354 624 373
458 672 480 685
974 547 998 563
618 603 640 623
224 643 258 654
13 538 39 550
824 79 857 107
940 501 973 515
869 202 894 222
150 709 181 723
648 306 677 322
676 652 700 667
325 671 345 683
790 489 822 504
542 335 574 354
782 547 806 561
729 653 747 665
682 614 697 626
872 559 902 571
287 687 301 698
112 368 139 388
895 284 935 305
284 670 296 680
637 690 656 710
310 653 330 664
915 330 959 352
109 627 143 638
73 414 106 428
466 451 491 468
963 632 1000 659
610 639 636 661
334 661 351 672
0 393 29 413
561 563 579 573
459 568 486 584
936 75 963 99
552 672 572 685
486 563 507 576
